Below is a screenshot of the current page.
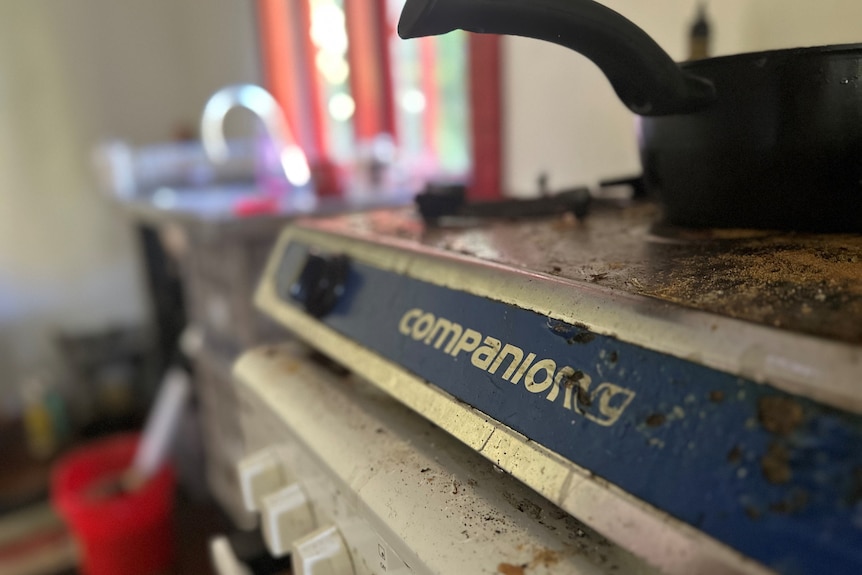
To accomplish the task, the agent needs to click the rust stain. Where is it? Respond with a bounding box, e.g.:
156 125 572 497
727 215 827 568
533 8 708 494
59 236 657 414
550 322 571 335
551 212 581 231
502 492 542 520
498 563 525 575
646 413 666 428
564 371 585 388
276 359 301 373
568 332 596 345
576 383 592 407
769 489 809 515
761 442 792 485
532 548 562 567
745 506 762 520
727 445 743 465
758 396 805 436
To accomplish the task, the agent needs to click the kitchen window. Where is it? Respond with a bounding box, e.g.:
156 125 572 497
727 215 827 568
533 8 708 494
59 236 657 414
256 0 500 198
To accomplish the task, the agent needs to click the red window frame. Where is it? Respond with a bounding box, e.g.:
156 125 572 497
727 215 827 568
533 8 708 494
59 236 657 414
256 0 501 200
467 33 501 201
344 0 397 142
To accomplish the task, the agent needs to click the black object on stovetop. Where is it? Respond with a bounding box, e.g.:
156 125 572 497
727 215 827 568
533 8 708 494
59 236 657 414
416 182 592 224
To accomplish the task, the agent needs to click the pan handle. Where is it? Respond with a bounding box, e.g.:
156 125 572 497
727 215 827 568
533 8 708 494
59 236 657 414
399 0 715 116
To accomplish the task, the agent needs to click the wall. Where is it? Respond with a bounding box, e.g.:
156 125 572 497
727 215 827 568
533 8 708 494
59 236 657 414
48 0 261 145
744 0 862 53
503 0 862 195
0 0 259 413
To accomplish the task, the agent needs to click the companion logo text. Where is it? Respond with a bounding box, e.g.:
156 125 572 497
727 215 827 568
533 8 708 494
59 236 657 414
398 308 636 427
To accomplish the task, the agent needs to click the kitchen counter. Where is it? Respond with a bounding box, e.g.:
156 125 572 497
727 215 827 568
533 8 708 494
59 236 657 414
120 184 413 236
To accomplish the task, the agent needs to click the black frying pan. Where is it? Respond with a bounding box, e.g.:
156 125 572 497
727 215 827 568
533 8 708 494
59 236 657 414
399 0 862 232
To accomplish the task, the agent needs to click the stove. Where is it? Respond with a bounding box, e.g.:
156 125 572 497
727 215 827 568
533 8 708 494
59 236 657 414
232 200 862 575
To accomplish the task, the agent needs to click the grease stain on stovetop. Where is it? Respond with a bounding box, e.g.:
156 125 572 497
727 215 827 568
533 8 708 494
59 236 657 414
321 203 862 343
644 232 862 342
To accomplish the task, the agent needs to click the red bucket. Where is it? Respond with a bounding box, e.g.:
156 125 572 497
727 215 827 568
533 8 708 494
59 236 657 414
50 434 175 575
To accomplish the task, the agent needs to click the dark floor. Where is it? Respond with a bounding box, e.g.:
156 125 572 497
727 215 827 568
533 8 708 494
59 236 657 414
173 493 231 575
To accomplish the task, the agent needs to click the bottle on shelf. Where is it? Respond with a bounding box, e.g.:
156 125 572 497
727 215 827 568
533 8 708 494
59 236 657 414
688 2 711 61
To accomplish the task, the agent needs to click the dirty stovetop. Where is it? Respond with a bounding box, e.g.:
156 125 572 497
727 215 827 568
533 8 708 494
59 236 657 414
304 201 862 345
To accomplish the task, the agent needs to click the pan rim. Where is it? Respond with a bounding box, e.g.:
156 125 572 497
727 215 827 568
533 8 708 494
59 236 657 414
680 42 862 69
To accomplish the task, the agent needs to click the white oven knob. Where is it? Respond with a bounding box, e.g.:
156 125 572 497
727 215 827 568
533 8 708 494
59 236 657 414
261 483 316 557
209 536 252 575
236 447 287 512
291 525 355 575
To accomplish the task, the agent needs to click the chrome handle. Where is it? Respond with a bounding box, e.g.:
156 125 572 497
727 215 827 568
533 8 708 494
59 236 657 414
200 84 312 187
